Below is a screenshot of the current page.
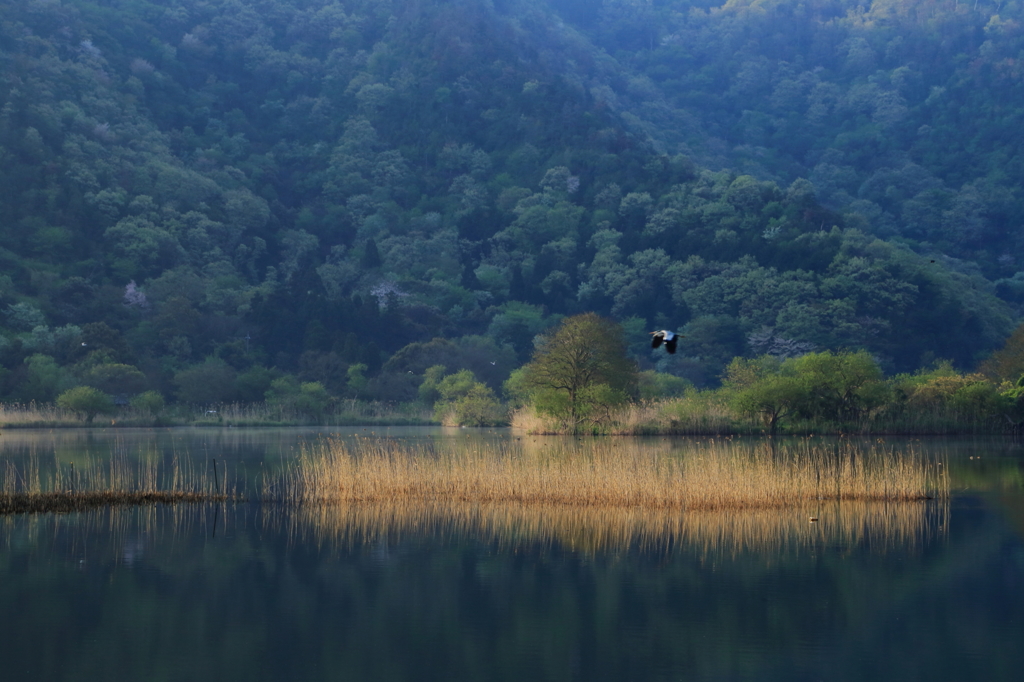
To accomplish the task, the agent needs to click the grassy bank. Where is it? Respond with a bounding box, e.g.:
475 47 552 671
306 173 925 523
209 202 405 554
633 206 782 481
0 400 435 429
511 396 1015 437
3 390 1014 435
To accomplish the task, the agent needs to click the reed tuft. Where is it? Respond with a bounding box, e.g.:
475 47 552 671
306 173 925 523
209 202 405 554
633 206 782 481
0 454 231 514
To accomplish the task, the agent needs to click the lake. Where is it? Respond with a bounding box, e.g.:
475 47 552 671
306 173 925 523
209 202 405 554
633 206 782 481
1 427 1022 681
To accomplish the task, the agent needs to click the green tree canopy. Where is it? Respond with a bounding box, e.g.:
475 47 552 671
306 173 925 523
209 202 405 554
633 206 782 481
173 358 239 404
82 363 148 396
129 390 165 417
724 351 890 431
430 369 506 426
785 350 889 424
266 376 332 423
724 356 804 434
0 0 1021 408
56 386 115 423
979 322 1024 383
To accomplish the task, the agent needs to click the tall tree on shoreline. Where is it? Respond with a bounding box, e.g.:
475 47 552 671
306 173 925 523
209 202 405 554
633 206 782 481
521 313 638 432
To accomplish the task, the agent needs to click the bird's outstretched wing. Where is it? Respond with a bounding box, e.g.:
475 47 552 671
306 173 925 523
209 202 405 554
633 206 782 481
664 336 678 354
651 332 664 349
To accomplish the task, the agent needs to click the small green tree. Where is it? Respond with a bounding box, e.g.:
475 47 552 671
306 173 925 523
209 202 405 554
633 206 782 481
130 390 165 416
346 362 369 396
294 381 331 422
417 364 447 405
784 350 888 424
266 376 332 422
21 354 74 403
502 367 531 409
731 373 806 433
432 369 506 426
998 376 1024 429
520 313 638 432
724 356 804 433
57 386 115 423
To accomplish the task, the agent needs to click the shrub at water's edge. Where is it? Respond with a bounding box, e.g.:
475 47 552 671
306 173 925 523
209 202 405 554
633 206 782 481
429 369 507 426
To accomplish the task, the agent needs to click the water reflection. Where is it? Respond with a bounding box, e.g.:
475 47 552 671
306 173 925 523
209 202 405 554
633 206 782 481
0 429 1021 682
2 428 1021 492
285 499 947 557
0 497 1018 682
0 425 504 460
0 427 506 494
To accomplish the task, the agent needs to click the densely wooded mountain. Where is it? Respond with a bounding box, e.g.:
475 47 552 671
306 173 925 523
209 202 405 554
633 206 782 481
0 0 1019 403
552 0 1024 277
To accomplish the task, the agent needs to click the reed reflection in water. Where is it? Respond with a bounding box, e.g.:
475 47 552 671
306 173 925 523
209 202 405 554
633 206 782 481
285 498 947 556
276 437 949 555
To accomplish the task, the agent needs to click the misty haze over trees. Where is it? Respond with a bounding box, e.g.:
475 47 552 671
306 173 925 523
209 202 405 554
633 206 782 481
1 0 1023 413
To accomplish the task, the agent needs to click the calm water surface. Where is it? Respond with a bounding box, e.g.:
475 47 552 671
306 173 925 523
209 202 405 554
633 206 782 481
1 427 1022 681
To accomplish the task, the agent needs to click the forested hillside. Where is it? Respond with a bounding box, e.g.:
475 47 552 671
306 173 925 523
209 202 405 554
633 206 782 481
552 0 1024 276
0 0 1019 406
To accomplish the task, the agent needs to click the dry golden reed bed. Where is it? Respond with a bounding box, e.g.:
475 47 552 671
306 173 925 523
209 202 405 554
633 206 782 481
275 437 948 554
0 436 948 554
281 437 947 511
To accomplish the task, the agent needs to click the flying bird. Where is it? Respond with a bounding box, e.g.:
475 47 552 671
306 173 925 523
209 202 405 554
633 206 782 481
650 330 682 354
